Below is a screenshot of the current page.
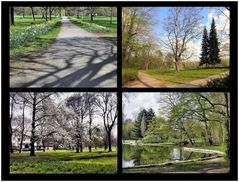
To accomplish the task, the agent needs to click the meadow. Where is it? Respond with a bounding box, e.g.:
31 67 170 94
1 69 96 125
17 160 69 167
10 148 117 174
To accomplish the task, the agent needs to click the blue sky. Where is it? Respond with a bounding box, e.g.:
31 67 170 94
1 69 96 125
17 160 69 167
138 7 229 60
150 7 225 36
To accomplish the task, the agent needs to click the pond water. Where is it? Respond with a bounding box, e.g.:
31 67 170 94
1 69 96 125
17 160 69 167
122 144 214 168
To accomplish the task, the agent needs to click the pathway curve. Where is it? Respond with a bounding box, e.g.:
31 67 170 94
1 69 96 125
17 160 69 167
10 17 117 88
123 71 166 88
124 71 228 88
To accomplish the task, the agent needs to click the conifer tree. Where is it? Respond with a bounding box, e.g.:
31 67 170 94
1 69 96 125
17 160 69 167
199 26 209 67
209 18 221 66
131 119 141 139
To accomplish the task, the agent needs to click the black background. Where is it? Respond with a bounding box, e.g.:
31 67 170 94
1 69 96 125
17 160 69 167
1 1 238 180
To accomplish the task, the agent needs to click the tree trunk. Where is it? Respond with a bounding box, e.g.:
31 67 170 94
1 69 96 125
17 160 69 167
30 94 36 156
175 61 180 72
107 131 112 152
30 7 35 22
9 96 14 153
45 7 48 21
49 7 52 20
10 7 14 25
19 100 26 153
110 7 113 25
224 92 230 159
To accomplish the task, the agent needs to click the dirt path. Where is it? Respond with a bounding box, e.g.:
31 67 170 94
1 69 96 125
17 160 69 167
124 71 166 88
124 71 228 88
10 17 117 88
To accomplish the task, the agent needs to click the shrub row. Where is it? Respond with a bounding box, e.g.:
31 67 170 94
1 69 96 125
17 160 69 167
10 20 59 48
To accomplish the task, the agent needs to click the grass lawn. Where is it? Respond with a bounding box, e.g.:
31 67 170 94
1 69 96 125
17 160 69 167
123 157 229 174
144 68 229 85
69 16 117 36
11 16 58 33
10 22 61 58
10 148 117 174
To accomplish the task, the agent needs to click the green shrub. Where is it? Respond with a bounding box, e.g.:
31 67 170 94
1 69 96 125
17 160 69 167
205 74 230 88
122 68 138 85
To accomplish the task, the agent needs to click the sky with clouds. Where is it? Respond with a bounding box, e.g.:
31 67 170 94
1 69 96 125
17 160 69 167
123 92 161 120
146 7 230 61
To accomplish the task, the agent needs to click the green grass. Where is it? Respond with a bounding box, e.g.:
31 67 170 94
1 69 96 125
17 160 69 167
10 148 117 174
69 16 117 36
10 20 61 58
122 68 138 85
123 157 229 174
144 68 229 85
11 16 58 33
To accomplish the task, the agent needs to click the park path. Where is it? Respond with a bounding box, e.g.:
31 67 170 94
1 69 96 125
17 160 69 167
123 71 166 88
10 16 117 88
124 71 228 88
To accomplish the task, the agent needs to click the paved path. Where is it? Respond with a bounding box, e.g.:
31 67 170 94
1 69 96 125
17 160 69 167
124 71 228 88
10 17 117 88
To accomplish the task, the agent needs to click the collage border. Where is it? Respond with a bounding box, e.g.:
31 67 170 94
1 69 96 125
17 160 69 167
1 1 238 181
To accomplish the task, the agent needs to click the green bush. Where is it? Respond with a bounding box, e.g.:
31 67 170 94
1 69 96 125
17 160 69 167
10 20 59 48
122 68 138 85
205 74 230 88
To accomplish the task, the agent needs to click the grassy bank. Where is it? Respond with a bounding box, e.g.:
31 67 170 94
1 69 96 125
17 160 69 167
10 17 61 58
123 157 229 174
10 149 117 174
144 68 229 85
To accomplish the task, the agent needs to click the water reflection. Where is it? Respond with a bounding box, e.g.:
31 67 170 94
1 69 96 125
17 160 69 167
122 144 212 167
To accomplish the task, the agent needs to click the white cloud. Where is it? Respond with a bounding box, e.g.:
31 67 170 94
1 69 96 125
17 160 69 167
124 93 160 119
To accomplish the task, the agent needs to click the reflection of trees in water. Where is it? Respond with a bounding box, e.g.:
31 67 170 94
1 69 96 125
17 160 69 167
123 145 214 166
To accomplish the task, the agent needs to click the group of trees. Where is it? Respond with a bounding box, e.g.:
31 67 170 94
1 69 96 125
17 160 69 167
123 108 155 140
9 92 118 156
10 7 62 25
123 93 230 159
122 7 165 70
122 7 229 73
200 18 221 67
10 7 117 26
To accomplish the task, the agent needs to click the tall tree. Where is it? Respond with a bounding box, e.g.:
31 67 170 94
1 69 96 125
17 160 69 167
66 93 88 153
17 93 53 156
19 99 26 153
162 8 202 72
9 93 17 153
10 7 15 25
208 18 221 66
199 27 209 67
96 93 117 152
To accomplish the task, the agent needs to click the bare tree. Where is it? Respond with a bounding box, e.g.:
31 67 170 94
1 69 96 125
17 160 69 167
162 7 202 72
96 93 117 152
9 93 17 153
17 93 54 156
19 99 26 153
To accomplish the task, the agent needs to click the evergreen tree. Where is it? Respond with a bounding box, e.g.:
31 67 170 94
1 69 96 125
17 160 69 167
131 119 141 139
209 18 221 66
199 26 209 67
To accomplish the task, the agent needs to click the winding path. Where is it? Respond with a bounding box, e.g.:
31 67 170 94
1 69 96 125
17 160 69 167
10 17 117 88
124 71 228 88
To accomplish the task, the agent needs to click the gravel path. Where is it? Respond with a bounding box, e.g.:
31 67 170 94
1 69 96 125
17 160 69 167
10 17 117 88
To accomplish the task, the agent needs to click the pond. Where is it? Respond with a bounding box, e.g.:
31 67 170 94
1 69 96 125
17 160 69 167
122 144 214 168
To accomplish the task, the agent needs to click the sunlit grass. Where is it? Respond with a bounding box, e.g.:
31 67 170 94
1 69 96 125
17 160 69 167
10 148 117 174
